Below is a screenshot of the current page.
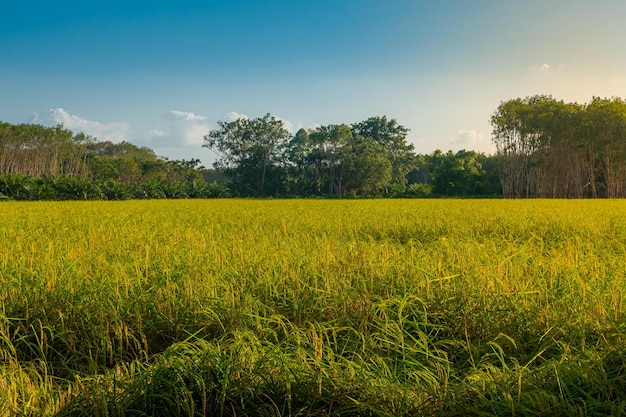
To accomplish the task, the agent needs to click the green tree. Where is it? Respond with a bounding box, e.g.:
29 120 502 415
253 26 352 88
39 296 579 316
203 114 290 197
308 124 353 196
132 180 167 199
284 128 315 196
491 95 626 198
53 176 103 200
303 124 394 196
0 173 34 200
585 97 626 197
351 116 416 190
100 180 132 200
0 122 91 177
341 135 392 196
428 150 487 197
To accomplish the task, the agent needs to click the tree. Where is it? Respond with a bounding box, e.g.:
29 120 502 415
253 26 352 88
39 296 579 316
300 124 394 196
0 122 92 177
203 114 290 197
491 96 545 198
351 116 416 190
428 150 487 197
491 95 626 198
0 120 215 200
284 128 315 196
307 124 353 196
341 135 392 196
585 97 626 197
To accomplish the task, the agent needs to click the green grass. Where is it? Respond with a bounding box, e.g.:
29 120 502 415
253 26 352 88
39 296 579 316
1 199 626 415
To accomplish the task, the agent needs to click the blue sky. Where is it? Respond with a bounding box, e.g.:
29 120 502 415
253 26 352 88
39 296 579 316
2 1 626 166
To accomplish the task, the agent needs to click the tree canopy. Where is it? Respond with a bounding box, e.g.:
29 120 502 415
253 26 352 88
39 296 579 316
491 95 626 198
204 115 430 197
10 95 626 201
203 114 290 197
0 116 504 200
0 121 225 201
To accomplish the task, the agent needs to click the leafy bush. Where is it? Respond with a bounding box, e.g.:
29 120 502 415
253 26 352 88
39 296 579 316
100 180 133 200
52 176 104 200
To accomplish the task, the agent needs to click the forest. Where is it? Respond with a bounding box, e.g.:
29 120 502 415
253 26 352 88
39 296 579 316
0 117 500 200
2 95 626 200
492 95 626 198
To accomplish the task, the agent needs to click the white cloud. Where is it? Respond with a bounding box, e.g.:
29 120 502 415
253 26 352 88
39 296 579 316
225 111 249 121
32 108 131 142
450 129 496 154
169 110 207 121
529 63 552 71
275 116 295 134
148 110 210 147
450 129 484 149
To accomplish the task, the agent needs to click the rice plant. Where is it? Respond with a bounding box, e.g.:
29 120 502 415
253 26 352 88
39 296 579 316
1 199 625 415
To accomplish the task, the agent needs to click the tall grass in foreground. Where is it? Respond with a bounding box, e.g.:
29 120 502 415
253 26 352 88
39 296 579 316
1 199 626 415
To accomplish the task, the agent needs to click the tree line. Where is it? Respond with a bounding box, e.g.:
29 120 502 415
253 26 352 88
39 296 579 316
11 94 626 201
491 95 626 198
203 114 501 198
0 117 503 200
0 121 228 200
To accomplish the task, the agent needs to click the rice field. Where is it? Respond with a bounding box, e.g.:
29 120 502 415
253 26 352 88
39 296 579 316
1 199 626 416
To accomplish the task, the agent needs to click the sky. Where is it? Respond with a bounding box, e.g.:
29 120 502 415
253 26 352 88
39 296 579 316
2 0 626 166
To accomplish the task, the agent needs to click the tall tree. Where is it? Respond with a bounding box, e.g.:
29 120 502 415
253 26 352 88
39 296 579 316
428 149 487 196
585 97 626 197
307 124 352 196
203 114 290 197
491 95 626 198
304 124 393 196
491 96 557 197
351 116 416 190
341 135 392 196
285 128 315 196
0 122 92 177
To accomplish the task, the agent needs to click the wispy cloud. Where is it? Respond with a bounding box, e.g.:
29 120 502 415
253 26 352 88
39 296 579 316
169 110 207 122
32 108 131 142
529 63 552 71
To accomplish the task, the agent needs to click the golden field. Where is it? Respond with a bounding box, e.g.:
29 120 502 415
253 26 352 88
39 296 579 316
1 199 625 416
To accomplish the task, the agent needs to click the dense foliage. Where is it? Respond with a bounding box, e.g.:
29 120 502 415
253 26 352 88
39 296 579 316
0 122 91 177
6 96 626 199
491 95 626 198
203 114 501 198
0 118 502 200
0 121 229 200
2 200 626 415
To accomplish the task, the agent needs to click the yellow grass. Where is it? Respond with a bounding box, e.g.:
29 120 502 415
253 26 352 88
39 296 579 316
1 199 625 415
